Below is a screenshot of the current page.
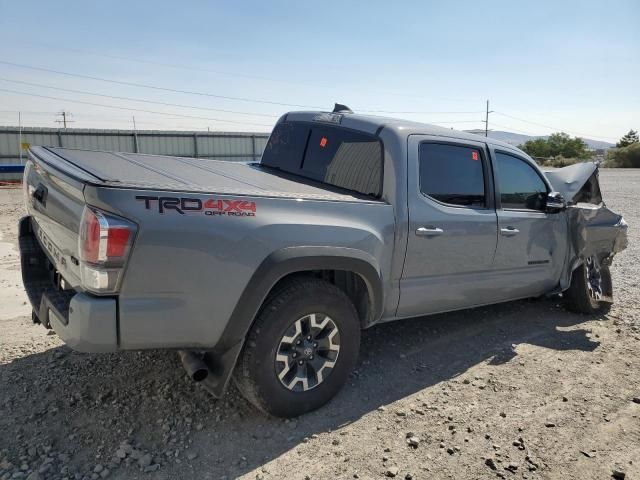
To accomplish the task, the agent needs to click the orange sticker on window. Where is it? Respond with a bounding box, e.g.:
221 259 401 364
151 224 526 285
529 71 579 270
320 137 328 148
472 151 479 161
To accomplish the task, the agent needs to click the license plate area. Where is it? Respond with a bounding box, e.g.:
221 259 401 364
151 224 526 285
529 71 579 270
19 217 75 327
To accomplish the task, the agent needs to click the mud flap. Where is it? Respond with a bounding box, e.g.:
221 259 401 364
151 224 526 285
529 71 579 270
199 341 244 398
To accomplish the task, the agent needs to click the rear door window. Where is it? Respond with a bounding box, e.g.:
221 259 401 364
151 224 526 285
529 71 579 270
419 143 486 207
261 122 383 197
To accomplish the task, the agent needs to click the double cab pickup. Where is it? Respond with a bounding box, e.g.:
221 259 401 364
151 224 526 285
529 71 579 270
20 106 627 417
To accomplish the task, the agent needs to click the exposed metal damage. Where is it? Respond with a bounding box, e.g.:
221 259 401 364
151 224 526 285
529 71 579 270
545 162 629 293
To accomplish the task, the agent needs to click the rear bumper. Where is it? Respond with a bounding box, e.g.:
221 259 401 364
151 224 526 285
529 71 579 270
49 293 118 353
19 216 119 353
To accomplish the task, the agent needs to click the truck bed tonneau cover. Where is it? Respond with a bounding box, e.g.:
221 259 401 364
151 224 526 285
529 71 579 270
37 146 379 202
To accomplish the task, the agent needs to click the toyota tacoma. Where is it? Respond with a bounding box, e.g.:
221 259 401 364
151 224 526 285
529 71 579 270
19 105 628 417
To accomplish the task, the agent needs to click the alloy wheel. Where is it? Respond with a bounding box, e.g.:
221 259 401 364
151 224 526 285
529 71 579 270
275 313 341 392
585 256 603 301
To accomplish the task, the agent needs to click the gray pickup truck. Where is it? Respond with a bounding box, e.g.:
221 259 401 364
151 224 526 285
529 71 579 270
20 106 628 417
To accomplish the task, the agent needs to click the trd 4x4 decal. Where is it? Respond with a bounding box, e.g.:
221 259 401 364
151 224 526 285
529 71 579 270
203 199 257 215
136 195 257 217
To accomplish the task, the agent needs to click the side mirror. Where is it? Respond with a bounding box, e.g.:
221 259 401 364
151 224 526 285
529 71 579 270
545 191 566 213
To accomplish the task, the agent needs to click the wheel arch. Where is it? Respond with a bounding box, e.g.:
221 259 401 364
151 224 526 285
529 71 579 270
217 246 383 353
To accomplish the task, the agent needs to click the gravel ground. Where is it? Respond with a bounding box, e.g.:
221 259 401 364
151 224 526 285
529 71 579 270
1 169 639 480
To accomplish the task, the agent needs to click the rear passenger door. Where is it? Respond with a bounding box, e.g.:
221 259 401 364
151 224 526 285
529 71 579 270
490 149 565 300
397 136 498 318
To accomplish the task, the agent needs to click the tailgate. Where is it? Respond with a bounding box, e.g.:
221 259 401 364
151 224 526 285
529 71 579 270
23 147 96 289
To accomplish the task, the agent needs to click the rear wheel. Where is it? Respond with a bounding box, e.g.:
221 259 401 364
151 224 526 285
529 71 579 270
233 276 360 417
564 255 612 314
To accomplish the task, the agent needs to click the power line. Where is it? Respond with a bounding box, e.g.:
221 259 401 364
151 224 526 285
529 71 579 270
359 110 483 115
427 120 484 124
0 116 210 130
0 110 195 124
0 77 281 118
0 112 480 131
14 42 337 91
0 88 274 127
0 110 59 115
0 79 488 125
12 41 478 103
0 73 613 139
0 60 327 109
493 111 616 141
0 112 176 128
0 110 481 130
0 60 487 115
489 122 598 139
489 122 547 136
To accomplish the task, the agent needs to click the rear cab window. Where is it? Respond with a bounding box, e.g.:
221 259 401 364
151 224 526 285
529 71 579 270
261 122 383 197
419 143 486 207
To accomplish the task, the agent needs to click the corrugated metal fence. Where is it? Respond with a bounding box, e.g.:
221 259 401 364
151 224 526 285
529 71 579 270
0 126 270 180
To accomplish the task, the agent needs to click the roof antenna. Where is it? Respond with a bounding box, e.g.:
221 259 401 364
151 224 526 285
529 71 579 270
332 103 353 114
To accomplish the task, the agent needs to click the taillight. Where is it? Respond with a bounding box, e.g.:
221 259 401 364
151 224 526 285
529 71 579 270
107 228 130 257
80 209 102 263
78 207 136 293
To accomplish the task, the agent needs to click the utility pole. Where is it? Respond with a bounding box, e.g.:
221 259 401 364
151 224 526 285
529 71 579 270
483 100 493 137
18 112 22 164
132 116 139 153
55 110 74 129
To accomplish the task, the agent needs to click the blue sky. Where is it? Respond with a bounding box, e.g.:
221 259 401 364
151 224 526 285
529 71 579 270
0 0 638 141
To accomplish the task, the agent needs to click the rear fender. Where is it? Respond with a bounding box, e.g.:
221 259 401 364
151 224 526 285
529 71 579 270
202 246 383 397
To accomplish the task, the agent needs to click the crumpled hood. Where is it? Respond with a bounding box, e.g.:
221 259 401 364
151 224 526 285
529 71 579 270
543 162 598 202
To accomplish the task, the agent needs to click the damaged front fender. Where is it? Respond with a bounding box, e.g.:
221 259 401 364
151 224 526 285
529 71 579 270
559 204 628 291
544 163 629 291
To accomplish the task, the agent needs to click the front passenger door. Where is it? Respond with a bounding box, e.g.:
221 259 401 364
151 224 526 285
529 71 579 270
491 150 567 300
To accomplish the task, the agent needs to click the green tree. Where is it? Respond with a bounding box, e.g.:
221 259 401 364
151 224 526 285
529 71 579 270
520 132 591 162
547 133 590 159
606 143 640 168
616 129 639 148
519 138 550 158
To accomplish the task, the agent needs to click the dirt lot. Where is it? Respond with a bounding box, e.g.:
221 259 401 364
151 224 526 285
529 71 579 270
1 169 639 480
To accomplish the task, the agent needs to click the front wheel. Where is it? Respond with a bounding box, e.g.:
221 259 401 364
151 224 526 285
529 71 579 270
564 255 613 314
233 276 361 417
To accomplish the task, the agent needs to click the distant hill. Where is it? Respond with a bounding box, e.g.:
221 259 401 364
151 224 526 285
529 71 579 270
465 130 613 150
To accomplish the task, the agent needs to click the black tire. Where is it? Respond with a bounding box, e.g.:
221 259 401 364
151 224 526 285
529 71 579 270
233 276 361 418
564 256 612 314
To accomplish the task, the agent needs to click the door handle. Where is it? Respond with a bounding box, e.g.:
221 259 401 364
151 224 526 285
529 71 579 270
416 226 444 237
500 226 520 236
